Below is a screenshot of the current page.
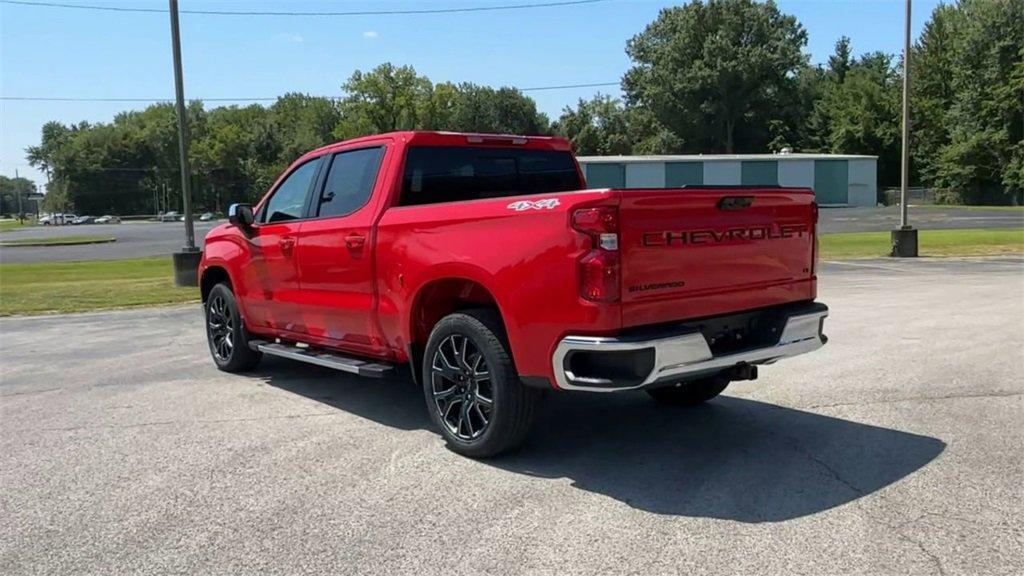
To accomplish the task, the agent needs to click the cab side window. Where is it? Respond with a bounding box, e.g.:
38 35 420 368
261 159 320 223
316 147 385 218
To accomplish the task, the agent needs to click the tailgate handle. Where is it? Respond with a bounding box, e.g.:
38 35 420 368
718 196 754 211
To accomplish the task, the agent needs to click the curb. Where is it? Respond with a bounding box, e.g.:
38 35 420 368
0 237 117 248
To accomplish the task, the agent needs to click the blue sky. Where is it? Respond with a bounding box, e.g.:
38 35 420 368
1 0 940 189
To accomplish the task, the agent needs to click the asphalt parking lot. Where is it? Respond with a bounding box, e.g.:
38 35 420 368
1 206 1021 263
1 257 1022 575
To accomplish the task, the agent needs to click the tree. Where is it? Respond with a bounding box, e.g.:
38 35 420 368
336 63 432 138
0 176 37 217
554 95 634 155
789 63 829 152
40 179 71 214
623 0 808 153
24 62 560 214
822 52 902 187
25 121 72 184
910 4 960 193
434 83 550 134
192 103 279 206
927 0 1023 204
828 36 853 84
270 93 342 163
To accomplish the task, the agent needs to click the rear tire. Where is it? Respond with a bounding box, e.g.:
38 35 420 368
422 309 540 458
646 375 730 406
205 282 261 372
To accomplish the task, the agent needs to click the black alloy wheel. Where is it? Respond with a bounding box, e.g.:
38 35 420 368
204 282 261 372
430 333 494 441
422 310 540 457
207 292 235 362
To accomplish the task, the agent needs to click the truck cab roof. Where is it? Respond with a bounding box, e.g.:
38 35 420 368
306 131 573 159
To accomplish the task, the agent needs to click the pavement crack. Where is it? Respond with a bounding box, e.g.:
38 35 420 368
784 438 866 496
741 402 867 496
893 526 949 576
0 387 64 398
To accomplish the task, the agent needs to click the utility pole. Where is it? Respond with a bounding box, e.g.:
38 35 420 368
15 168 23 223
892 0 918 257
168 0 202 285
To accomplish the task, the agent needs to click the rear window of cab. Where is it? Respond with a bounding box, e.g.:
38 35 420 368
400 146 581 206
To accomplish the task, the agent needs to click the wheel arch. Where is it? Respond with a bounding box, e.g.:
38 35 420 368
200 265 232 303
406 276 510 384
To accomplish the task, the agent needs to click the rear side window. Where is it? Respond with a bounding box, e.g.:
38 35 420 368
316 147 385 218
400 146 581 206
261 159 319 223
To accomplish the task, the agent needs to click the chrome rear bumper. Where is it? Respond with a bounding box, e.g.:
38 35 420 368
552 304 828 392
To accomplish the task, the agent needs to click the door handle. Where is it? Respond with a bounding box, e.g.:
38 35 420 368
345 233 366 249
279 237 296 251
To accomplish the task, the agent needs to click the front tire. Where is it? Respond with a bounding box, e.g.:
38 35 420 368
646 375 730 406
422 309 540 458
205 282 261 372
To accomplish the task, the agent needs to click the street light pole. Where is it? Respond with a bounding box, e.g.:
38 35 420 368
892 0 919 256
168 0 203 285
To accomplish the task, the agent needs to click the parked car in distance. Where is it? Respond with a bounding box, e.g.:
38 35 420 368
95 215 121 224
72 215 96 225
199 212 216 221
40 213 77 225
199 131 828 458
159 211 180 222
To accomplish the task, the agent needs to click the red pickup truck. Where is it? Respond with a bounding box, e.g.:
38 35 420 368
199 131 828 457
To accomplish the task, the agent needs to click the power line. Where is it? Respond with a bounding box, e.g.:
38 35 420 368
1 96 277 102
0 83 621 103
519 81 619 91
0 0 607 16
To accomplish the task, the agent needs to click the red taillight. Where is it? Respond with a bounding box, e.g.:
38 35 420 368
572 207 618 234
811 202 819 276
579 249 620 302
573 206 620 302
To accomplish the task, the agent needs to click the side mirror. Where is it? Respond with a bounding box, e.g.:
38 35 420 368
228 203 254 229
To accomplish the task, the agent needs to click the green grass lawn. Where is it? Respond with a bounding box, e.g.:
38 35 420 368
821 228 1024 259
0 219 33 232
0 257 198 315
0 235 114 247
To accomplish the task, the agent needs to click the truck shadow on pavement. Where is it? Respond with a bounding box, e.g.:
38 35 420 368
258 357 946 522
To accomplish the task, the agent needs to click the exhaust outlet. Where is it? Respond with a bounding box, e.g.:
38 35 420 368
729 363 758 382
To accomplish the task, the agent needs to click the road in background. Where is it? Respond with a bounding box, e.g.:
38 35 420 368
0 221 221 263
0 206 1021 263
1 257 1021 575
818 205 1023 233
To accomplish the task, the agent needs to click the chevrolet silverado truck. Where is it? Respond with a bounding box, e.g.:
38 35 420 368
199 131 828 457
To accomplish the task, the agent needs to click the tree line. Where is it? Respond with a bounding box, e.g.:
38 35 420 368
23 0 1023 215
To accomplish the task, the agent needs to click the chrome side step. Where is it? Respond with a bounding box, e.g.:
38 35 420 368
249 340 394 378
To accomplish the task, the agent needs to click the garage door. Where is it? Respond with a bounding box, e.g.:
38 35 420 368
741 161 779 186
814 160 849 204
585 163 625 188
665 162 703 187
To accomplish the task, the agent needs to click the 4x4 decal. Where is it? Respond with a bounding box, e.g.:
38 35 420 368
507 199 561 211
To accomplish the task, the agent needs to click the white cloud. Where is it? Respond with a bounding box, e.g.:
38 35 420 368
279 33 304 44
363 30 379 39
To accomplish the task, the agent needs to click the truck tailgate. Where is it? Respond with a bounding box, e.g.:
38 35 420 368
617 187 817 328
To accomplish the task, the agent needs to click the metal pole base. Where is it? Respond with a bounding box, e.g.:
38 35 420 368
172 249 203 287
891 227 919 257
